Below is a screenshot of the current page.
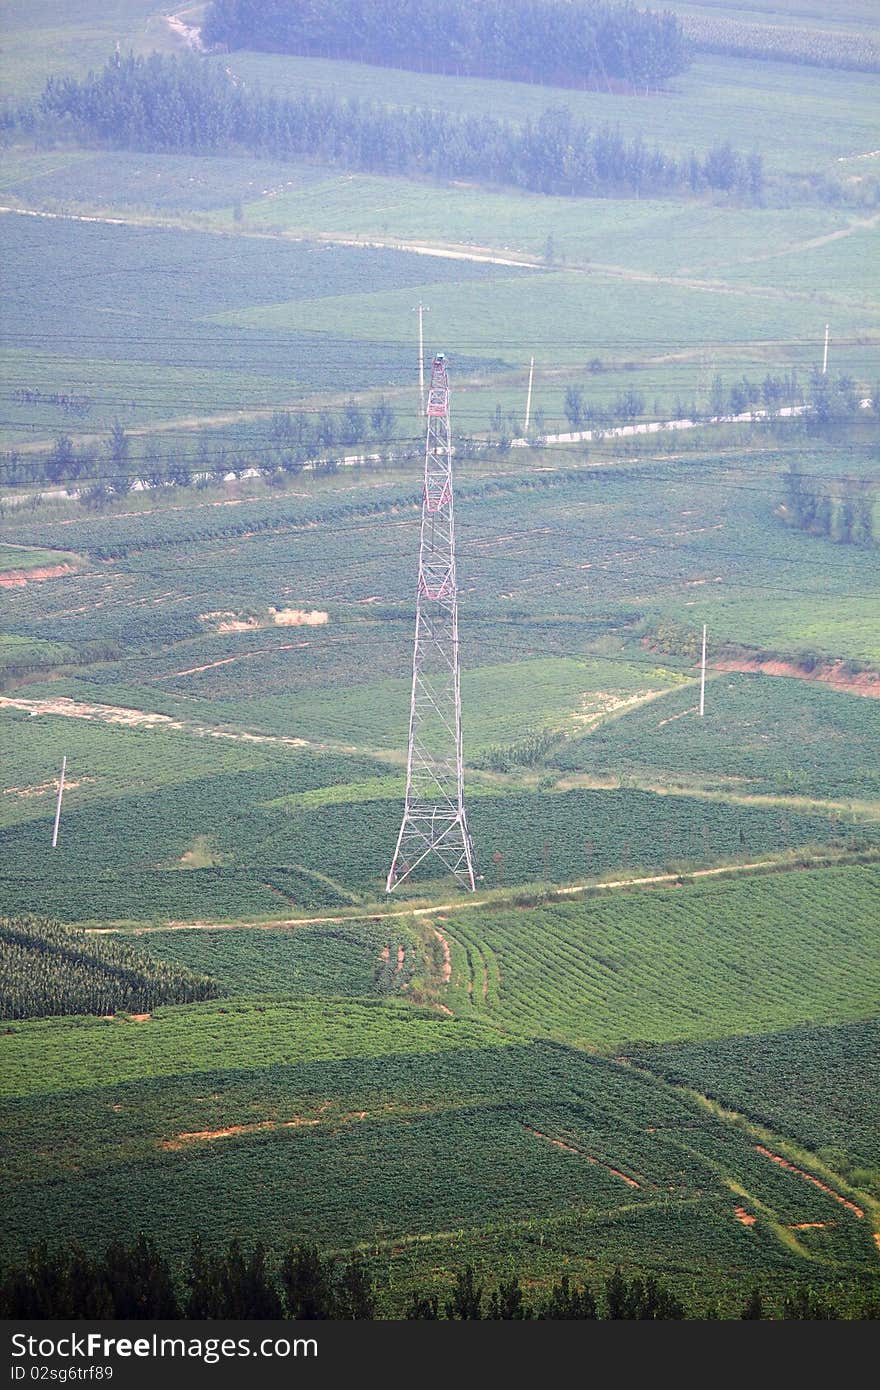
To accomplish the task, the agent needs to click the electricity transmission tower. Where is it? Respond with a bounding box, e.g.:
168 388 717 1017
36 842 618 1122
386 354 476 893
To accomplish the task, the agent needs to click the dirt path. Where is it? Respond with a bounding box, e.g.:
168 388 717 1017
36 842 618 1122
165 7 205 53
84 854 837 936
681 210 880 275
0 693 312 748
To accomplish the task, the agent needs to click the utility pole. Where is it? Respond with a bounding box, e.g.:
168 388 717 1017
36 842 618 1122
52 755 67 847
387 353 476 892
822 323 830 375
524 355 535 436
699 624 707 718
414 302 429 416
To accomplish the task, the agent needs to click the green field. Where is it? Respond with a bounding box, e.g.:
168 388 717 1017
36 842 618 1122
552 671 880 803
431 866 880 1045
1 0 879 1315
2 984 877 1306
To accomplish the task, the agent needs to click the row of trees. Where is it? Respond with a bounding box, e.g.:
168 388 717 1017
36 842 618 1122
33 53 764 201
782 472 877 547
1 400 401 499
202 0 690 91
557 368 870 434
2 1237 868 1319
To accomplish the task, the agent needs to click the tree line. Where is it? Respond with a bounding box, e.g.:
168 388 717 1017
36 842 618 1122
3 1236 872 1319
782 472 877 547
0 399 401 502
202 0 690 91
30 53 764 201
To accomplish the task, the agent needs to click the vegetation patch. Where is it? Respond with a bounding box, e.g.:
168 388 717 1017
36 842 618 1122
0 915 217 1020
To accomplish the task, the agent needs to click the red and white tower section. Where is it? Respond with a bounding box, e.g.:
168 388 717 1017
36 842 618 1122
386 355 476 892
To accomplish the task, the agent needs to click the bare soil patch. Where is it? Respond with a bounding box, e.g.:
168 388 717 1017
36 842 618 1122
734 1207 757 1227
714 657 880 699
0 563 76 588
433 928 452 984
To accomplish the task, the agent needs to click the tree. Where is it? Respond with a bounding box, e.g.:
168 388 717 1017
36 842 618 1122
340 398 366 447
741 1288 764 1319
539 1275 597 1319
45 434 76 485
335 1257 376 1319
103 1235 179 1318
107 420 132 495
487 1277 532 1319
445 1266 483 1320
564 386 585 430
281 1243 336 1319
405 1291 440 1318
370 398 396 443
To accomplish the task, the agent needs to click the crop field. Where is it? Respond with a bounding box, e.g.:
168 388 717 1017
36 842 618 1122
142 921 409 1000
0 915 217 1019
0 212 516 447
552 672 880 803
433 866 880 1046
631 1017 880 1186
218 266 880 371
1 0 879 1316
2 1010 877 1304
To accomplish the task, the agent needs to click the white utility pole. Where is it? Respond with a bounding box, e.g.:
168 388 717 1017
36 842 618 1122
51 755 67 847
414 302 429 416
523 355 535 435
699 624 707 718
822 323 830 375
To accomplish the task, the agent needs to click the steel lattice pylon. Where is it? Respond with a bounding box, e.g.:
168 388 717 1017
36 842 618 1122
386 354 476 892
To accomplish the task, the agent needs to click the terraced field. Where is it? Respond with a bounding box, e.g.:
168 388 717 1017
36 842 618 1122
430 866 880 1046
2 0 879 1318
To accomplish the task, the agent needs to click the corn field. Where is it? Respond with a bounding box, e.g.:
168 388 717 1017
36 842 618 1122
0 916 219 1020
681 16 880 73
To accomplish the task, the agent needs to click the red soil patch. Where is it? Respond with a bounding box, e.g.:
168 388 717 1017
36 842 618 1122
433 928 452 984
713 657 880 699
596 1161 640 1188
790 1222 829 1230
129 1013 151 1022
0 563 75 588
734 1207 757 1227
754 1146 864 1217
524 1126 580 1155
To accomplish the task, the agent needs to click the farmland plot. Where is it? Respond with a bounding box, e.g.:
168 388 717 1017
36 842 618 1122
437 866 880 1045
1 1028 876 1299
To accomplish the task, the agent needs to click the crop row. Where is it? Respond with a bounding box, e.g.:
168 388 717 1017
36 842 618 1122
439 866 880 1047
2 1030 875 1278
0 915 218 1020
